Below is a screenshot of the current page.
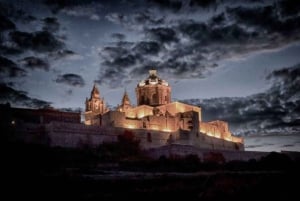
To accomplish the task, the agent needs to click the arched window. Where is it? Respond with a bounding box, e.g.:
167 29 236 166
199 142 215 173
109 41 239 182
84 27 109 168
141 95 145 104
152 93 158 102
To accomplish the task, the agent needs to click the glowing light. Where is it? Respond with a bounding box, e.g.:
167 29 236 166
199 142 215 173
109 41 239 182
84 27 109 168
127 124 135 129
11 120 15 125
149 80 158 85
207 132 213 136
139 81 145 86
137 112 145 118
163 128 171 132
150 125 159 130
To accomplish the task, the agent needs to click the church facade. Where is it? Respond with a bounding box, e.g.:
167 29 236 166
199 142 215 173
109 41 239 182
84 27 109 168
85 70 244 151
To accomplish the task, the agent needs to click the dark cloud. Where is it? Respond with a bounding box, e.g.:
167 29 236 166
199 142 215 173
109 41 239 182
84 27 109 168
102 2 300 88
9 30 64 52
19 56 49 71
147 27 178 43
227 5 300 37
183 64 300 136
49 49 81 60
0 82 51 108
96 68 127 89
0 56 26 78
42 17 60 32
111 33 126 41
59 2 101 20
178 21 208 40
97 43 142 88
133 41 161 55
44 0 97 13
227 6 276 28
0 1 36 23
209 12 226 27
132 12 165 26
98 44 139 87
281 144 295 148
147 0 183 11
100 45 137 68
96 1 300 89
56 73 85 87
279 0 300 17
101 46 131 59
0 44 23 55
104 54 136 68
0 15 16 31
105 13 126 25
189 0 218 8
106 11 165 30
0 9 64 57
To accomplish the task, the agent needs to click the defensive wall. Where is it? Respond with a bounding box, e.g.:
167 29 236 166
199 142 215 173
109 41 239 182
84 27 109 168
12 121 243 151
145 144 269 162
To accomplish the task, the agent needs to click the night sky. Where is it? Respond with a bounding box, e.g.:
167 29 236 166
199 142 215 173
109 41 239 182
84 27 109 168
0 0 300 152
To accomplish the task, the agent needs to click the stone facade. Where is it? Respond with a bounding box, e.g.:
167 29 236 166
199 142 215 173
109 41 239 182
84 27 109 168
0 103 80 124
85 84 109 125
145 144 268 162
84 70 244 151
136 70 171 106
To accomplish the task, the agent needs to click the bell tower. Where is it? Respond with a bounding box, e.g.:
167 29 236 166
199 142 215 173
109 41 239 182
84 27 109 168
85 84 109 125
117 90 132 112
135 70 171 106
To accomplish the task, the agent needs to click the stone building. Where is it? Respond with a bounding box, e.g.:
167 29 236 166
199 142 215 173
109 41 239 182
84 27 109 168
0 103 80 125
136 70 171 106
85 84 109 125
85 70 244 151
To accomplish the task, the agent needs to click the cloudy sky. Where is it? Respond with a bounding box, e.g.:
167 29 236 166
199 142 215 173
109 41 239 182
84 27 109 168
0 0 299 152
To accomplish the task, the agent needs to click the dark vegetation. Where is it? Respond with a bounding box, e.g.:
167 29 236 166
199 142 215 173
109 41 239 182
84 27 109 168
2 131 300 201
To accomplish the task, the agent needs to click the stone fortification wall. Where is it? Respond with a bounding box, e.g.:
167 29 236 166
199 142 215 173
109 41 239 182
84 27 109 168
132 129 179 149
199 121 243 144
13 122 243 151
45 122 118 148
157 102 201 121
146 144 267 162
191 132 244 151
125 105 153 118
46 123 178 149
13 122 118 148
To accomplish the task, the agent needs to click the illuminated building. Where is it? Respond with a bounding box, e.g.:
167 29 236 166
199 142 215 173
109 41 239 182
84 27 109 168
85 84 109 125
85 70 244 150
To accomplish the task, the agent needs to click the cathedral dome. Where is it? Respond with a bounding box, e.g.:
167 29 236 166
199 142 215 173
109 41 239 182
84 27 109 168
136 70 171 106
138 70 169 87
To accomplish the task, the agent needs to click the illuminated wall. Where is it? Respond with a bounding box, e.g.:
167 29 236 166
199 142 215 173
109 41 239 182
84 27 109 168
135 70 171 106
125 105 154 119
84 70 244 149
157 102 201 121
85 84 109 125
101 102 202 134
136 85 171 106
199 120 242 143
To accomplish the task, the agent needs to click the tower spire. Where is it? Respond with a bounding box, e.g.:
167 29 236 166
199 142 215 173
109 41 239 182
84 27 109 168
122 89 131 105
91 83 100 98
